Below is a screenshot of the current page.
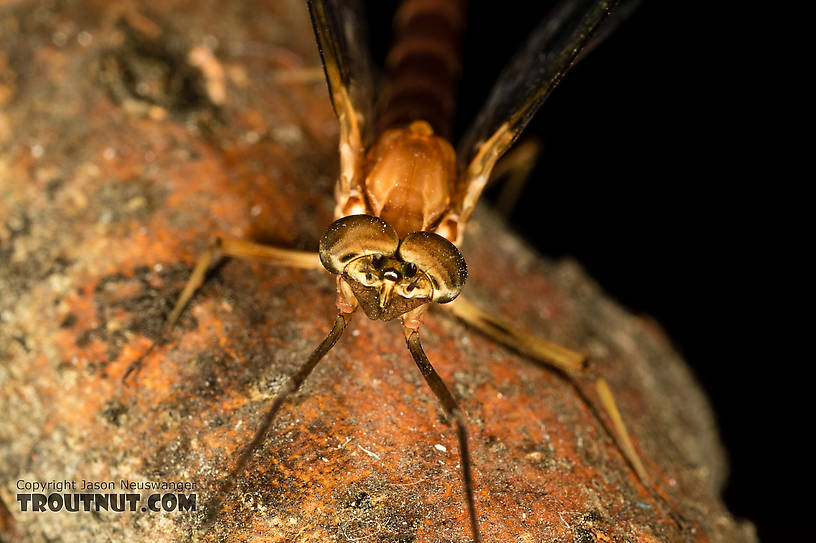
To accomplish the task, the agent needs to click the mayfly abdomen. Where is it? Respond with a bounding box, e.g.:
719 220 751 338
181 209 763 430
376 0 466 140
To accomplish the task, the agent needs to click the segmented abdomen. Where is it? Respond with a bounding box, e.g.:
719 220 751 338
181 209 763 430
376 0 466 140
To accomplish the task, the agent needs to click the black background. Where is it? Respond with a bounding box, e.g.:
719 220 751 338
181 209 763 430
364 1 780 541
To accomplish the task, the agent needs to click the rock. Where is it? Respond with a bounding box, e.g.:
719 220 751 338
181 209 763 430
0 1 755 541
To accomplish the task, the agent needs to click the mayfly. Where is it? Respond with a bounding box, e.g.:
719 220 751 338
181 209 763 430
133 0 667 540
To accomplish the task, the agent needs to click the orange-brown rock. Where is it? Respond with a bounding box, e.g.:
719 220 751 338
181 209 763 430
0 1 755 541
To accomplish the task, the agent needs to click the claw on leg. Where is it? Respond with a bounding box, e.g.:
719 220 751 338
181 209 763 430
442 294 683 522
165 237 321 331
404 327 482 543
123 237 322 382
203 312 352 529
595 378 648 483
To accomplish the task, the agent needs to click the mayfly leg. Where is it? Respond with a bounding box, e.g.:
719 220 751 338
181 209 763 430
203 312 352 529
128 235 354 526
122 237 322 381
443 295 684 521
486 138 542 219
446 296 587 374
595 378 686 524
404 327 482 543
165 237 321 329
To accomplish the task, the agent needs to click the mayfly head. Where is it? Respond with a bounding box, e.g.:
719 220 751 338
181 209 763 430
319 214 467 321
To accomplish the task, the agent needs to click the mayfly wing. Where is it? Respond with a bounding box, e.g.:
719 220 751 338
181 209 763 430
306 0 375 212
446 0 672 515
306 0 375 138
578 0 641 63
453 0 621 224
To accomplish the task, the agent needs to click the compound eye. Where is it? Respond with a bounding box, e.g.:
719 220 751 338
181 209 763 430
319 215 399 275
398 232 467 303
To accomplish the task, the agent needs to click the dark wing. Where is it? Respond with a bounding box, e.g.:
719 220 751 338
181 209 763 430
307 0 376 203
453 0 621 223
578 0 641 63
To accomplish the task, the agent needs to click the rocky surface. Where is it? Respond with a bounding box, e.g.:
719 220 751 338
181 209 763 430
0 1 755 541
